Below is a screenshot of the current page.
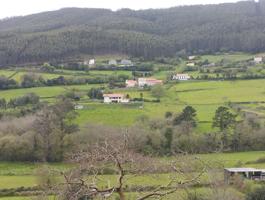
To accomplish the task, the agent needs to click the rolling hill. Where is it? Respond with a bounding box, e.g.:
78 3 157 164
1 0 265 66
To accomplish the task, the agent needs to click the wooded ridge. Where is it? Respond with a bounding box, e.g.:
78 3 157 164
1 0 265 65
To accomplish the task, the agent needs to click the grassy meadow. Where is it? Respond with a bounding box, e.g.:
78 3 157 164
74 79 265 131
0 151 265 199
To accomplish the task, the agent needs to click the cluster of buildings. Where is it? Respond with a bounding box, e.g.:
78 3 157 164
103 77 163 104
125 74 190 89
126 78 163 88
84 59 133 67
103 74 191 104
108 59 133 66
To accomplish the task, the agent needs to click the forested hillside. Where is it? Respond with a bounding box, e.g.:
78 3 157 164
1 0 265 65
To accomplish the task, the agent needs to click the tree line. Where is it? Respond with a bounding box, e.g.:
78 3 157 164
0 73 129 90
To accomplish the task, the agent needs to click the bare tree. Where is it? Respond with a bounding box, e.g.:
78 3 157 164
46 134 208 200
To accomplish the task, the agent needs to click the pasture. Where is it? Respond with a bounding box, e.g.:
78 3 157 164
76 79 265 131
0 151 265 199
1 78 264 132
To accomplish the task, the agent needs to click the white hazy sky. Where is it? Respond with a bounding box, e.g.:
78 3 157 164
0 0 243 19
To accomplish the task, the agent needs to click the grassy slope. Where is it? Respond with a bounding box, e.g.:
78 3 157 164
75 79 265 132
0 84 103 100
0 79 264 130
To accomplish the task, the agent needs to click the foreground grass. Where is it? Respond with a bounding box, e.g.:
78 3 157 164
1 151 265 189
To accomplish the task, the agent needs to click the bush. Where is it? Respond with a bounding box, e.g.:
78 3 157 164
246 186 265 200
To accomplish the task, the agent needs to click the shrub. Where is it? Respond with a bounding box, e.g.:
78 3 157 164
246 186 265 200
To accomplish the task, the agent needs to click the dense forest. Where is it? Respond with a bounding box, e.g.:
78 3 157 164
1 0 265 66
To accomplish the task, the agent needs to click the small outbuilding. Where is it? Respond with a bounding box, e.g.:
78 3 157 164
109 60 117 66
120 59 133 66
74 105 84 110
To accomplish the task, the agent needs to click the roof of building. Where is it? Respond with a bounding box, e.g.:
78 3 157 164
103 94 124 98
126 80 137 83
139 78 160 80
225 168 264 173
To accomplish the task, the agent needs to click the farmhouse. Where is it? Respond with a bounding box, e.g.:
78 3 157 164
103 94 130 104
126 80 137 88
172 74 191 81
120 59 133 66
109 59 117 66
224 168 265 183
138 78 163 87
254 56 264 64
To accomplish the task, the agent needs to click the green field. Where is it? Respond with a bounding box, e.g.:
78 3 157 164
0 84 103 100
74 79 265 131
0 151 264 199
0 70 72 82
1 78 264 132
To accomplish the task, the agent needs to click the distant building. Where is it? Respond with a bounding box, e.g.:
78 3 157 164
103 94 130 104
188 56 197 60
254 56 264 64
186 62 195 67
109 60 117 66
138 78 163 87
120 59 133 66
74 105 84 110
126 80 138 88
89 59 95 66
172 74 191 81
224 168 265 183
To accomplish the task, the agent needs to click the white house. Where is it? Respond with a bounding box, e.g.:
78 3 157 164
120 59 133 66
188 56 197 60
74 105 84 110
126 80 137 88
172 74 191 81
89 59 95 66
138 78 163 87
103 94 130 104
254 56 264 64
109 60 117 66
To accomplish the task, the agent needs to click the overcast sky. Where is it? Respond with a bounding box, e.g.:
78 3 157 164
0 0 243 19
